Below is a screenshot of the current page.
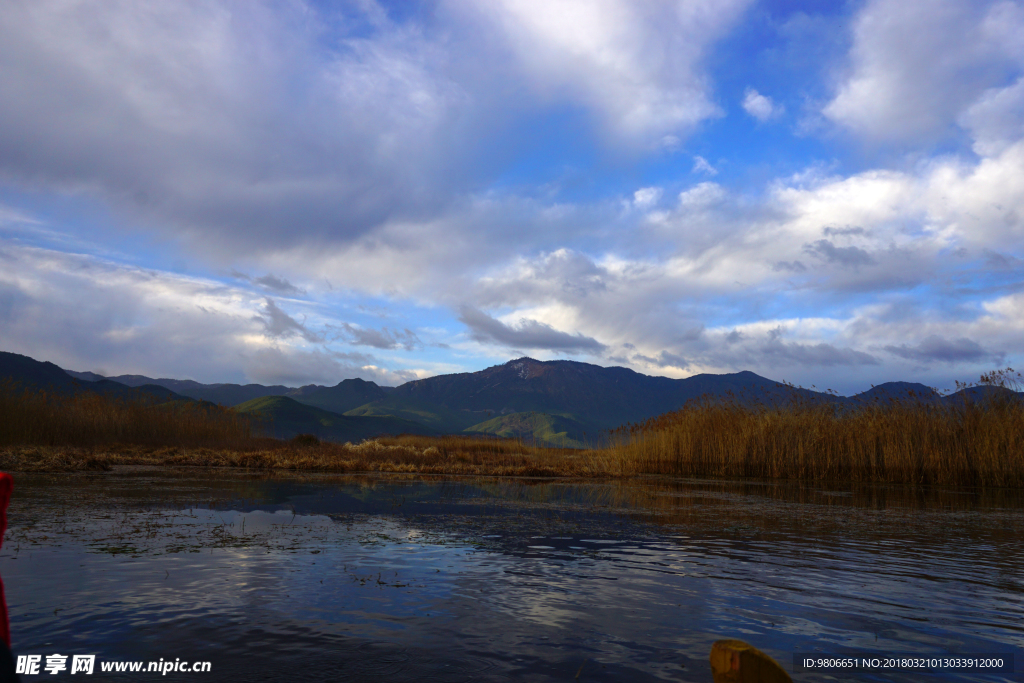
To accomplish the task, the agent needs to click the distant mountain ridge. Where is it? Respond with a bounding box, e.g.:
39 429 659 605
353 358 837 435
64 370 392 413
0 351 422 444
6 349 1019 448
343 358 1023 440
2 352 184 402
65 371 292 405
852 382 941 404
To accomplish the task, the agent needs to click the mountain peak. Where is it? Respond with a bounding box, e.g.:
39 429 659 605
506 358 542 379
336 377 376 388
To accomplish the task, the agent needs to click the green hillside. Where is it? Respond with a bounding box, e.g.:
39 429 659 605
234 396 436 442
464 411 591 448
343 397 486 433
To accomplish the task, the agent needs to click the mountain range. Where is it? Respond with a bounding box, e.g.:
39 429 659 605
1 350 1010 447
64 370 394 413
0 352 183 402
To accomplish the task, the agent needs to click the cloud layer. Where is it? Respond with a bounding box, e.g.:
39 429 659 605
1 0 1023 393
0 242 429 385
824 0 1024 145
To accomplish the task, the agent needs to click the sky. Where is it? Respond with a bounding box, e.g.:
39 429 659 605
1 0 1023 394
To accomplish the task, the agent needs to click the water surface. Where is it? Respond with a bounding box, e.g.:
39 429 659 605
3 469 1022 681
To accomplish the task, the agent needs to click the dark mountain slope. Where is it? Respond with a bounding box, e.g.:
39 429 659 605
851 382 941 404
65 371 391 412
65 372 294 406
944 385 1021 404
234 396 435 442
4 352 88 392
355 358 835 433
3 352 182 401
290 378 389 415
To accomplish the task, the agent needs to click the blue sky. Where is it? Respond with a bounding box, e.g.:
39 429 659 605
1 0 1023 393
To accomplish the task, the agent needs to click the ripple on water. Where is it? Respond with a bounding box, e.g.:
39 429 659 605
2 471 1023 682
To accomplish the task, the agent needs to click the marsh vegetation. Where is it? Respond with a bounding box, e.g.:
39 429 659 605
2 372 1023 486
0 380 256 448
606 372 1024 487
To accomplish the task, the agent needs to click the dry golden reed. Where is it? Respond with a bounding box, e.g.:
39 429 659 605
0 380 258 449
606 372 1024 487
0 436 599 478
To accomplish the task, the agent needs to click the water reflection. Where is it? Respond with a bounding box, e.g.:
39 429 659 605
3 469 1022 681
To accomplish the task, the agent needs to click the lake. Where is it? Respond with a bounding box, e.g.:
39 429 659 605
2 468 1022 681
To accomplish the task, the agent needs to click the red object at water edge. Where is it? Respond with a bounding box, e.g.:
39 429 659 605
0 473 11 647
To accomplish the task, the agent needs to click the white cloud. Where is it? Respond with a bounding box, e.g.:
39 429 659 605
414 139 1024 390
459 305 605 353
824 0 1024 145
0 0 471 257
661 134 682 150
32 129 1009 393
741 88 783 121
0 204 41 226
5 124 1024 394
452 0 753 143
0 243 425 386
692 155 718 175
959 77 1024 156
678 182 726 208
0 0 758 266
632 186 663 209
247 136 1021 328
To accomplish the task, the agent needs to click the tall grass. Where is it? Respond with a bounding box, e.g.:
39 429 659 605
607 371 1024 487
0 436 600 476
0 380 259 448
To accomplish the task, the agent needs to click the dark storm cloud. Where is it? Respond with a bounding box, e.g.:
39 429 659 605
803 239 876 268
772 260 807 273
458 306 606 353
884 335 1005 364
231 271 304 296
822 226 867 237
632 350 690 369
337 323 422 351
762 340 879 366
983 250 1023 270
255 298 321 343
747 329 880 367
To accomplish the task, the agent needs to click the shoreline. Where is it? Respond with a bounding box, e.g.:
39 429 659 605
4 443 1024 491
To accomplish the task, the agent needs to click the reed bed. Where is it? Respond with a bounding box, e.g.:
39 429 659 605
606 379 1024 487
0 381 595 476
0 437 599 477
0 380 258 449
